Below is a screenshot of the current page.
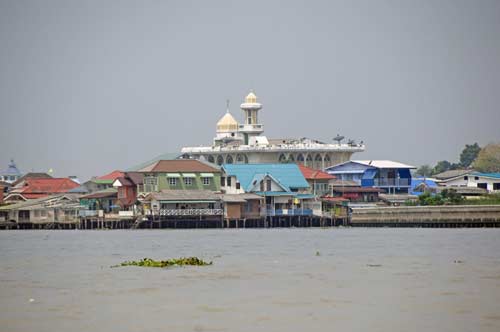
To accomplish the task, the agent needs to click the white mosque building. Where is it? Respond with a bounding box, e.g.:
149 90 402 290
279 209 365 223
181 91 365 170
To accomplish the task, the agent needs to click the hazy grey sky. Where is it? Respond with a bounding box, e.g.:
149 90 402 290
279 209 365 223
1 0 499 180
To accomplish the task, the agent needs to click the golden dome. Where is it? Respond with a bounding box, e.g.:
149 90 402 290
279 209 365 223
216 112 239 132
245 91 258 104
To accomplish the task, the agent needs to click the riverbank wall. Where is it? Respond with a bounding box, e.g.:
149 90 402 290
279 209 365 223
350 205 500 227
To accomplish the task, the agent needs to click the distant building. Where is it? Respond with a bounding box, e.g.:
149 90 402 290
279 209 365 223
181 91 365 169
0 159 22 184
325 160 416 194
434 170 500 192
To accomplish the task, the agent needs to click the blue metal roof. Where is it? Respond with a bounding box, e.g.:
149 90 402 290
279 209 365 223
410 178 438 196
472 172 500 179
222 164 309 192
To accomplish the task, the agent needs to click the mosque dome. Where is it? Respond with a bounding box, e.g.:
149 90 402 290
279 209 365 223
216 112 239 132
245 91 258 104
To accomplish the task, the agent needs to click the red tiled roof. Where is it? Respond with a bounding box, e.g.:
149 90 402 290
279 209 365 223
140 160 220 173
20 178 80 194
97 170 125 181
298 164 335 180
322 196 349 202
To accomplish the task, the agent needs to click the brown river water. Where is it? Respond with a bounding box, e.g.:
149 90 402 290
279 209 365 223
0 228 499 332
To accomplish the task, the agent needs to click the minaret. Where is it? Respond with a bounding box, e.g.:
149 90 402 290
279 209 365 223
239 91 264 144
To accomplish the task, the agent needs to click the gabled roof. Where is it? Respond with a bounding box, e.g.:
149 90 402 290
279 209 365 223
433 169 473 180
298 164 335 180
246 173 290 192
97 170 125 181
139 160 220 173
222 164 309 192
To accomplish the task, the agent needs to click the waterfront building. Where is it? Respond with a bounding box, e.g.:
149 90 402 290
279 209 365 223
0 159 22 183
434 170 500 192
433 169 473 187
11 172 52 186
79 188 118 214
4 177 80 202
221 163 318 217
297 164 335 197
138 159 221 193
0 194 81 229
325 160 416 194
112 172 144 210
181 91 365 169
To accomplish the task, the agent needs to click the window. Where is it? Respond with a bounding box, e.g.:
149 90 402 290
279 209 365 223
203 177 211 185
266 179 272 191
184 177 192 185
169 178 177 186
494 183 500 190
477 183 487 189
208 203 215 209
227 177 232 187
221 177 225 187
474 176 479 180
236 182 241 189
464 176 468 180
260 181 265 191
144 177 157 185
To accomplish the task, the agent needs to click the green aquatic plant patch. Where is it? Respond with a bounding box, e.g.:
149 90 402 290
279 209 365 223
112 257 212 268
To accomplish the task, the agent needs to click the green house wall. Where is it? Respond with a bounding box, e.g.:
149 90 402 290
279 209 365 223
144 172 221 192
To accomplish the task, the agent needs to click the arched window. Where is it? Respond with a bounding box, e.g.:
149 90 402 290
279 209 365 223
226 155 234 164
216 155 224 165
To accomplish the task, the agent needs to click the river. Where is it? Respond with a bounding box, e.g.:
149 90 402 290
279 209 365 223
1 228 499 332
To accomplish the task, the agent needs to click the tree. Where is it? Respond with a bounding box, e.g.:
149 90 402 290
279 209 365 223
459 143 481 168
473 143 500 173
432 160 452 175
415 165 433 177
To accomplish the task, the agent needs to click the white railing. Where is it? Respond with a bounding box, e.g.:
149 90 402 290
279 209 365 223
118 211 135 217
181 143 365 153
159 209 223 216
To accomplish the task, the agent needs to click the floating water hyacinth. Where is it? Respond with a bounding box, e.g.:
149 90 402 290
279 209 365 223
111 257 212 268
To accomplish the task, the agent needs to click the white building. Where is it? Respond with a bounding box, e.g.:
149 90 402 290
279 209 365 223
435 170 500 192
181 91 365 169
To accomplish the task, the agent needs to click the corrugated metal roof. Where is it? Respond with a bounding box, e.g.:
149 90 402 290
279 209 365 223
353 160 416 169
222 164 309 191
472 172 500 179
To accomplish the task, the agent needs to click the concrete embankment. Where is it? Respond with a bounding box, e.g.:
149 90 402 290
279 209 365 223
351 205 500 227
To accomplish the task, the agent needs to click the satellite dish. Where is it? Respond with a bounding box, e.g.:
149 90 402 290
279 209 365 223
347 139 355 145
333 134 344 143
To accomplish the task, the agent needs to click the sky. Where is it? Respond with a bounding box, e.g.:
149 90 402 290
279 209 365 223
1 0 499 180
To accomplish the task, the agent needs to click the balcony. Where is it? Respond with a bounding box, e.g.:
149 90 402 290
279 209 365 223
373 178 410 187
159 209 224 216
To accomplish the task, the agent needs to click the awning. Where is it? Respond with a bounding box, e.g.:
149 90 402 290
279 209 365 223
182 173 196 178
200 173 214 177
166 173 181 178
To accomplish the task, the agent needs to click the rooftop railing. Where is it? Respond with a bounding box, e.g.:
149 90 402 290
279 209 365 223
373 178 410 187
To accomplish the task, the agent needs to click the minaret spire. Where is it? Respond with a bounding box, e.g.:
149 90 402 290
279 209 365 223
226 99 230 113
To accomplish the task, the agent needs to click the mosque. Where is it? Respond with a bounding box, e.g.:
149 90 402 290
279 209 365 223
181 91 365 170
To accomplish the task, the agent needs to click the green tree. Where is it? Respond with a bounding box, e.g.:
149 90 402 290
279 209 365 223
415 165 433 177
473 143 500 173
459 143 481 168
432 160 452 175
